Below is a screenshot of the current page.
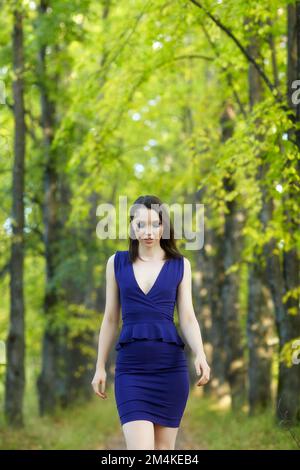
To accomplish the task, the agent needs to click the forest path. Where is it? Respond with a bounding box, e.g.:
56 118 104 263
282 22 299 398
97 415 206 450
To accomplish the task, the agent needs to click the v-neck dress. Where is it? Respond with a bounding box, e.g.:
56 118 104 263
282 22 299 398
113 250 189 428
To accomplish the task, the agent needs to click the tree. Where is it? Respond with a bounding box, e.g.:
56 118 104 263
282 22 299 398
5 3 26 427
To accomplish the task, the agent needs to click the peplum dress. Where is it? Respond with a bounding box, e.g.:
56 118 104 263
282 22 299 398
113 250 189 428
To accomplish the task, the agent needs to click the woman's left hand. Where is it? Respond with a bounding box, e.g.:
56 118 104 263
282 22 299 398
194 353 210 386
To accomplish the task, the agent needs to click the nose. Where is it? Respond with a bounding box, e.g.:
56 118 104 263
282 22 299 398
146 228 154 237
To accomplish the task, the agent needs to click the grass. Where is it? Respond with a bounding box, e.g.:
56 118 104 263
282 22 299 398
0 383 119 450
185 389 300 450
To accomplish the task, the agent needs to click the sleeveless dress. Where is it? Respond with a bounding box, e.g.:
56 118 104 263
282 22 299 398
113 250 190 428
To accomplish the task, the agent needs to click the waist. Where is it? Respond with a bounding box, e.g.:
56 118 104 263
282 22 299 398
122 313 174 324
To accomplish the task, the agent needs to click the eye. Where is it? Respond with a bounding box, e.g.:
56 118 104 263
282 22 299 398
137 221 145 229
153 221 160 228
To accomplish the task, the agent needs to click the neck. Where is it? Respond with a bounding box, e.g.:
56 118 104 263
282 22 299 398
138 245 166 261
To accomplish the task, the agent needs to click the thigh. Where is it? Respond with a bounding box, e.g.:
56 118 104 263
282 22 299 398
122 420 155 450
154 424 179 450
115 340 189 429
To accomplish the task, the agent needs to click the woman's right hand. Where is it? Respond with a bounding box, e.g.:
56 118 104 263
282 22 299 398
91 367 107 399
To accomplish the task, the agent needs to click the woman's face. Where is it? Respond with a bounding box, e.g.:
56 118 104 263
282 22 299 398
131 207 163 247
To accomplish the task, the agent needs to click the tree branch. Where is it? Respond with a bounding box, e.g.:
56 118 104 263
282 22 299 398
189 0 280 99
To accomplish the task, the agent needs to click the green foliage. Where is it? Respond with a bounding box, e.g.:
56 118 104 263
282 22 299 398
280 337 300 367
1 0 299 440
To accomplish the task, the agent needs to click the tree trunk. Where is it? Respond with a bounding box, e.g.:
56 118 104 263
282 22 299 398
5 6 26 427
271 1 300 425
205 224 228 398
64 190 101 403
220 104 246 410
36 0 67 415
246 27 274 414
247 260 274 414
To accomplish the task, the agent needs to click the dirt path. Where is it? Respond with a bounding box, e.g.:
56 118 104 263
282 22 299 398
98 417 205 450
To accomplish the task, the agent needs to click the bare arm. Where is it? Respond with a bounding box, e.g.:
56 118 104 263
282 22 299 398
91 253 121 398
177 257 210 386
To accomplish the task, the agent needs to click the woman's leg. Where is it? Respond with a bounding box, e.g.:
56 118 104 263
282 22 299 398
122 420 155 450
154 424 179 450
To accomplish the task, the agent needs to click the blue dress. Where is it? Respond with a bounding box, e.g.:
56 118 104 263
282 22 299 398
114 250 190 428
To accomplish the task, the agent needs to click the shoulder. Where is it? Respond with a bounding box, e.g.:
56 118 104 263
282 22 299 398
106 252 123 282
176 255 190 267
106 253 116 270
108 250 128 268
182 256 191 269
180 256 191 282
107 250 123 268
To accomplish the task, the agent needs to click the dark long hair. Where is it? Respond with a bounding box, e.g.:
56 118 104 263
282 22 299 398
128 195 183 263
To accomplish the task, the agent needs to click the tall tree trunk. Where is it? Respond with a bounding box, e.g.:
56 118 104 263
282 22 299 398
247 260 274 414
5 6 26 427
220 103 246 410
272 2 300 424
246 30 273 414
36 0 66 414
205 222 228 398
192 186 229 400
64 190 100 402
190 189 220 396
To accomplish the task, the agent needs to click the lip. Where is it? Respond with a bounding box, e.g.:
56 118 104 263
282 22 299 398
145 239 153 243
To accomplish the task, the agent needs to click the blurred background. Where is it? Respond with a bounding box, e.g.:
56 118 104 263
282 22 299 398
0 0 299 449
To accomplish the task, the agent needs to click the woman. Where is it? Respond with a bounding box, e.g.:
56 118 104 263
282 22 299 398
91 195 210 450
